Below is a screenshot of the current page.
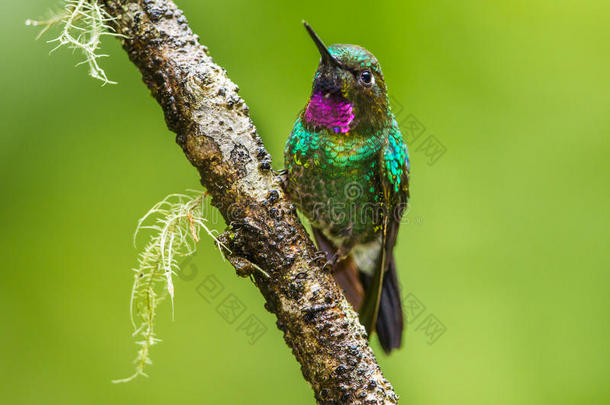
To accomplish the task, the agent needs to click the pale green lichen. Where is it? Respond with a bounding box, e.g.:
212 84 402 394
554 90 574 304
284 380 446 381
26 0 123 84
113 191 226 383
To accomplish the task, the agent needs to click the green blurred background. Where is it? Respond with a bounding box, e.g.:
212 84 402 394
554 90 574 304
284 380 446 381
1 0 609 403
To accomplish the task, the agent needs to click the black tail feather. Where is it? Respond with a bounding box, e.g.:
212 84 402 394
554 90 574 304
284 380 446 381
375 254 403 354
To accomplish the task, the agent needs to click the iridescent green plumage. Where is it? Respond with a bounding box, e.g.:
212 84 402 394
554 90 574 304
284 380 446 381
285 118 408 241
284 23 410 353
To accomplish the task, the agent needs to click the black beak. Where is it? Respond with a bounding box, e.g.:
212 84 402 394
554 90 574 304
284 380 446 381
303 21 341 68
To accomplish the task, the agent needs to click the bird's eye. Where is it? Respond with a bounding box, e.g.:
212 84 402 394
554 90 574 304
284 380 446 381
359 70 373 86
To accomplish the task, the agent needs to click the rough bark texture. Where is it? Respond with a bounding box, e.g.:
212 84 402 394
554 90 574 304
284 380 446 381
101 1 398 403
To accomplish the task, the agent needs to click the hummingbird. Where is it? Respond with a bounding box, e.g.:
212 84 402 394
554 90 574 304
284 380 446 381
284 22 410 353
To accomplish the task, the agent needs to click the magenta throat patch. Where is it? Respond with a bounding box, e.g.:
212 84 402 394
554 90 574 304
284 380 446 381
304 92 354 134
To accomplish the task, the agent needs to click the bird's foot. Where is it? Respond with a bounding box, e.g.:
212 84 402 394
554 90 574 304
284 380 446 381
322 246 350 272
276 169 289 189
322 253 340 271
308 251 328 267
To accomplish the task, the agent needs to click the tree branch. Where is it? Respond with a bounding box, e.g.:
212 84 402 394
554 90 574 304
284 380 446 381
101 0 398 402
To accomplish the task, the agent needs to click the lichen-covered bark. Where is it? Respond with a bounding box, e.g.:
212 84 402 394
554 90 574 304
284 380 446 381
100 1 398 403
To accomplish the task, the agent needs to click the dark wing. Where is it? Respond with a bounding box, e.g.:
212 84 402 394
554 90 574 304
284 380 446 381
378 118 410 267
359 119 410 348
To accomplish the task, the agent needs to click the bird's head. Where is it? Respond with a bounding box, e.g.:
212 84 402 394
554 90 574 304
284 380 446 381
302 22 390 134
